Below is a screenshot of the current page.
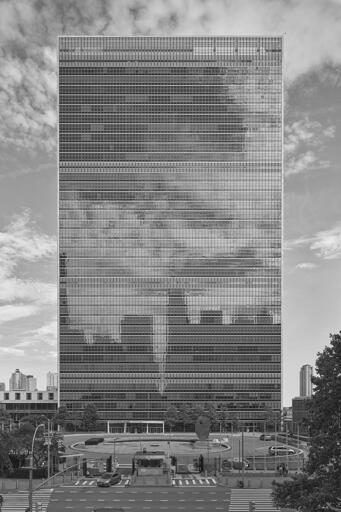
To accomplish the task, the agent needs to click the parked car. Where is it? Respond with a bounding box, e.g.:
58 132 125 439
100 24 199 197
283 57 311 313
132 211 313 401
268 445 295 456
85 437 104 445
259 434 272 441
97 471 121 487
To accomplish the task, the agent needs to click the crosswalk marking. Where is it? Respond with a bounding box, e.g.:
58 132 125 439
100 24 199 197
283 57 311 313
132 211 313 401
1 489 53 512
172 477 217 487
229 489 279 512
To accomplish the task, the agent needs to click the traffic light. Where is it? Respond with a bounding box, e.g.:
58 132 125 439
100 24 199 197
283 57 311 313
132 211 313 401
171 455 177 467
82 458 87 477
249 501 256 512
106 455 112 472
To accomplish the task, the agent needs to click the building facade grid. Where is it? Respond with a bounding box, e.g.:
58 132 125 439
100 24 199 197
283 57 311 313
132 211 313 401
58 36 282 429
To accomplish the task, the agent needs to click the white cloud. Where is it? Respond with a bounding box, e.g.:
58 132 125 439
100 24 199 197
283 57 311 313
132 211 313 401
0 303 39 324
296 262 317 270
0 346 25 356
17 320 57 348
284 118 335 176
0 0 340 152
310 225 341 260
0 210 56 325
290 223 341 260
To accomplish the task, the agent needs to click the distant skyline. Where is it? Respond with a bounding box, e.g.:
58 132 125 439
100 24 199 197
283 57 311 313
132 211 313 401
0 0 341 406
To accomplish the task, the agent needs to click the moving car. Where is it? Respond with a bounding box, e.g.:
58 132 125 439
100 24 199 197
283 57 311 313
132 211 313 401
268 445 295 456
259 434 272 441
97 471 121 487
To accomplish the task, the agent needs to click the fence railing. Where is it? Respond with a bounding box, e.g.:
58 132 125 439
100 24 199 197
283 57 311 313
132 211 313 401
34 463 80 491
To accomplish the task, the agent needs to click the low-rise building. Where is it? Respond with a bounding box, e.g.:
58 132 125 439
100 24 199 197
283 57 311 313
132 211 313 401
292 396 312 437
0 389 57 423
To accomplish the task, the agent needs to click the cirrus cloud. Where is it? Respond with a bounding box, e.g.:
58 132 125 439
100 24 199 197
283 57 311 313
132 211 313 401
289 222 341 260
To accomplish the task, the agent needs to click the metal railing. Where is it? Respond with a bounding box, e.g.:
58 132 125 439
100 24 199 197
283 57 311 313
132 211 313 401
34 464 80 491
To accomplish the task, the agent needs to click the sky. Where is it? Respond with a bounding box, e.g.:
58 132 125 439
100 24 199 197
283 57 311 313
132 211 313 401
0 0 340 406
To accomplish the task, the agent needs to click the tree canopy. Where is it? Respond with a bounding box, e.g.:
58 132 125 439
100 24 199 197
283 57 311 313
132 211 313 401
272 331 341 511
81 403 100 431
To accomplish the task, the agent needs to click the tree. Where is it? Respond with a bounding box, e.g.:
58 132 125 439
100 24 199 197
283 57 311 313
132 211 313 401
272 332 341 511
203 403 218 430
80 403 99 431
164 406 179 432
0 408 11 431
0 430 15 475
53 405 71 430
177 403 205 431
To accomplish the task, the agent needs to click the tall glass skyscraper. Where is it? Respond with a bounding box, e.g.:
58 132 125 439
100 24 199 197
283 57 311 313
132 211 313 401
58 36 282 430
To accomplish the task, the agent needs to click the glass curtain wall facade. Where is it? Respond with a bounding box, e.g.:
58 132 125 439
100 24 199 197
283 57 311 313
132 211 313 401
58 36 282 428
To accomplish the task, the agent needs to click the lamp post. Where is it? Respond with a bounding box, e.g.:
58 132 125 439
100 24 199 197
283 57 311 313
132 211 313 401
29 423 45 512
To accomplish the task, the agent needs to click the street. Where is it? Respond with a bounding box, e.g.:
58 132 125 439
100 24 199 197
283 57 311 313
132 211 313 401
47 485 231 511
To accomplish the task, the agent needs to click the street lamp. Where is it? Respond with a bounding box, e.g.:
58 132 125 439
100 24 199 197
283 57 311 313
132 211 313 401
28 423 45 512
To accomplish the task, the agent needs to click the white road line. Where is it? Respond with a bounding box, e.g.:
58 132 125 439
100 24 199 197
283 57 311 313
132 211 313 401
74 480 80 485
89 480 95 485
199 479 204 484
82 481 87 485
179 480 183 485
212 478 217 484
192 479 196 484
172 479 176 485
185 480 189 485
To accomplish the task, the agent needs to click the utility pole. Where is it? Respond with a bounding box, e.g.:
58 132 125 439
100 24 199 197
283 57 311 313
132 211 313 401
28 424 45 512
241 427 245 486
47 419 51 481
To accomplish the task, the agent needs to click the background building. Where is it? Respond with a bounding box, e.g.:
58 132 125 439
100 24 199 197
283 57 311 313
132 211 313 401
9 369 37 392
26 375 37 391
58 36 282 429
0 390 57 423
0 383 5 392
292 396 311 436
9 369 28 391
46 371 59 391
299 364 313 397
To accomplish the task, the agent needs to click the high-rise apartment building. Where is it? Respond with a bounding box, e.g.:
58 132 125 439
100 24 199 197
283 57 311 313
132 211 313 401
46 371 59 391
26 375 37 391
58 36 282 430
9 369 27 391
299 364 313 397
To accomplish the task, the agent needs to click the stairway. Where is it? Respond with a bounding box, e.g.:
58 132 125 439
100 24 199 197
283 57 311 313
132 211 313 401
229 488 279 511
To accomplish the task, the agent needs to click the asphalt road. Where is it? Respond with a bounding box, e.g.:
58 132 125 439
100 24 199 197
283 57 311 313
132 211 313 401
47 485 230 511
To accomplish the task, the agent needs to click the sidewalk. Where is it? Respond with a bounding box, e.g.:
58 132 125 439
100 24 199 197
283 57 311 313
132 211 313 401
216 471 293 489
